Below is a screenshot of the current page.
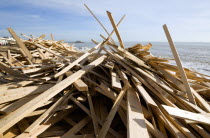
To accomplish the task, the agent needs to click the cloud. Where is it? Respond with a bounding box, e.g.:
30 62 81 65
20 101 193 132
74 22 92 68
1 0 210 41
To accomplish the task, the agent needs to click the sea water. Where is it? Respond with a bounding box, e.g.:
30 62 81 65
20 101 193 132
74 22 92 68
72 42 210 76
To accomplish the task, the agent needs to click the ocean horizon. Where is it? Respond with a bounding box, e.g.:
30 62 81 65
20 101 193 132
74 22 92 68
71 41 210 76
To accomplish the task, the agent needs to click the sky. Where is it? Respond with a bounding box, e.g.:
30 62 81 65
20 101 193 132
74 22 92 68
1 0 210 42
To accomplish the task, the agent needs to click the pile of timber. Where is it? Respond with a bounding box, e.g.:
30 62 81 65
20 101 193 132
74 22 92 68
0 11 210 138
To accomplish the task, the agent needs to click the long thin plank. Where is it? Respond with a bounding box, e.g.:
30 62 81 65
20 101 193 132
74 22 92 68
50 33 54 41
7 28 33 64
127 88 149 138
162 105 210 125
163 24 195 104
107 11 125 48
98 86 128 138
62 116 91 138
87 91 99 136
131 76 157 107
84 4 116 44
0 84 53 104
145 119 166 138
0 55 106 134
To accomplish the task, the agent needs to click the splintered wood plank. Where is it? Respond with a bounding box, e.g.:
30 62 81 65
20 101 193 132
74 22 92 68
0 55 106 134
98 86 128 138
62 116 91 138
111 70 122 91
7 28 34 64
162 105 210 125
163 24 195 104
127 88 149 138
107 11 125 48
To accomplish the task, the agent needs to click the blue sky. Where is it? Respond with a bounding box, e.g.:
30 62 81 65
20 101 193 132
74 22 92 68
1 0 210 42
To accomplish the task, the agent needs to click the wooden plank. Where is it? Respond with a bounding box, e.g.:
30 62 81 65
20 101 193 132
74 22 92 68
98 86 128 138
87 91 99 136
127 88 149 138
7 28 34 64
0 55 106 134
145 120 166 138
73 79 88 91
162 105 210 125
84 4 116 44
37 48 47 59
0 52 14 67
131 76 157 107
50 33 54 41
66 71 88 91
111 70 122 91
0 84 53 104
24 92 72 133
17 119 29 132
0 61 26 77
62 116 91 138
107 11 125 48
9 55 23 67
163 24 195 104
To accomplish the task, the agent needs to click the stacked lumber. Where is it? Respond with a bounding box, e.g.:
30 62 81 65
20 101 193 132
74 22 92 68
0 9 210 138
